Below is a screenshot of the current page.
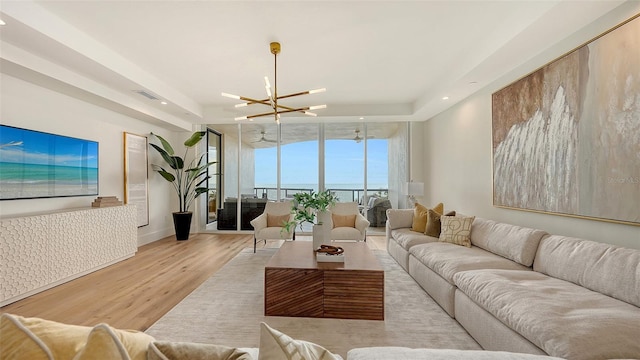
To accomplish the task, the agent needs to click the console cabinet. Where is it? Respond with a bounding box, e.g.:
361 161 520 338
0 205 137 306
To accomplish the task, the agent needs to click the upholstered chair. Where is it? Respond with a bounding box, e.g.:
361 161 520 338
328 202 370 242
250 201 295 252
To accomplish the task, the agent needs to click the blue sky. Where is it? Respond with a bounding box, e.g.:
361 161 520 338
0 125 98 168
255 139 388 188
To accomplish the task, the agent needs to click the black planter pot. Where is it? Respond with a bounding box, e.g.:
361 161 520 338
173 212 193 241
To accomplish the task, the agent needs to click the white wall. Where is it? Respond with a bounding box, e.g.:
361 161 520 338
1 74 175 246
421 5 640 249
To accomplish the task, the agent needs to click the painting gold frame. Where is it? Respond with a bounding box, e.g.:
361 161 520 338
491 14 640 226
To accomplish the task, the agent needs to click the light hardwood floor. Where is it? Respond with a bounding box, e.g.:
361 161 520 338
1 233 386 331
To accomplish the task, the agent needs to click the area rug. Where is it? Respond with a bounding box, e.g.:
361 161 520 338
145 247 481 357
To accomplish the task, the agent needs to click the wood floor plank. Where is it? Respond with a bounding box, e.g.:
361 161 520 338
0 233 386 331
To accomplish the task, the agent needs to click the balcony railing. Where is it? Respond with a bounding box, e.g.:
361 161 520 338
253 187 388 203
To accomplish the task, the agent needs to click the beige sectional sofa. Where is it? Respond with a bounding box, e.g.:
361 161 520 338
386 209 640 360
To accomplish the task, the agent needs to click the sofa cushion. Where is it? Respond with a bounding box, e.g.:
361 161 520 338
454 269 640 360
347 347 565 360
386 209 414 230
258 322 342 360
148 341 253 360
331 227 361 240
390 228 439 250
533 235 640 307
470 218 546 267
409 242 529 284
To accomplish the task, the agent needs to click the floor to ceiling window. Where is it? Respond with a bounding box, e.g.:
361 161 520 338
204 122 403 233
325 122 365 203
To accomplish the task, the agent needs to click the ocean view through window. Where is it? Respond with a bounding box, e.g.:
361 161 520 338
255 138 388 201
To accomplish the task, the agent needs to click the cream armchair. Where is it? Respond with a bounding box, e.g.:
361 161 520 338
250 201 295 252
328 202 370 242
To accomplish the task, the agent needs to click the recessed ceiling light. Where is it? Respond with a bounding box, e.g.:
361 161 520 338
359 117 364 120
442 96 449 100
0 19 6 26
160 101 168 105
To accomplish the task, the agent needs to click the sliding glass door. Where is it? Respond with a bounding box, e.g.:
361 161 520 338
206 129 222 225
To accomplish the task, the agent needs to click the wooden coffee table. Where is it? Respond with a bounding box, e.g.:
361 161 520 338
264 241 384 320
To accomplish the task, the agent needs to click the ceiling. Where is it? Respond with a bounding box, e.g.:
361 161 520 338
214 122 400 148
0 1 628 132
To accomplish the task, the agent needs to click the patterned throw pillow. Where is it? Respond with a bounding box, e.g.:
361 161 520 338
439 215 474 247
267 214 290 227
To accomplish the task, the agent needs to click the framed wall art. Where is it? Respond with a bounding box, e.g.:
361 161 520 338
492 14 640 225
124 132 149 227
0 125 98 200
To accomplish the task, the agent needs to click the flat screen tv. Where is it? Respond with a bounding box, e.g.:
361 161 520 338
0 125 99 200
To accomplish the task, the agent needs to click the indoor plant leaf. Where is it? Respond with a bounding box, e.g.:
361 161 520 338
184 131 206 147
150 132 175 155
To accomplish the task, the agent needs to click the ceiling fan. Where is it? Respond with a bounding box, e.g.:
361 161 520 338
353 129 374 143
253 131 276 143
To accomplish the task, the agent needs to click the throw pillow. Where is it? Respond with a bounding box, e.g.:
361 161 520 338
425 210 456 237
267 213 290 227
411 202 443 233
258 322 342 360
0 313 154 360
148 341 253 360
332 213 356 228
410 203 429 233
73 324 129 360
439 215 475 247
0 313 53 360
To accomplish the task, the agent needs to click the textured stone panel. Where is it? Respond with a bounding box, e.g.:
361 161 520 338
1 216 51 300
0 205 137 305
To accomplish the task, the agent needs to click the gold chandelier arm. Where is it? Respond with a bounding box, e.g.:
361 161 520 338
244 107 315 120
238 95 271 107
276 88 326 100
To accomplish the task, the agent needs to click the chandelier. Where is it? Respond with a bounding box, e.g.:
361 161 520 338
221 42 326 124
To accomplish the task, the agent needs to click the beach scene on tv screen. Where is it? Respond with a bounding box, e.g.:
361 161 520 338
0 125 98 200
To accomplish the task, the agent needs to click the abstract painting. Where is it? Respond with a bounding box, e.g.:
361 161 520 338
492 15 640 225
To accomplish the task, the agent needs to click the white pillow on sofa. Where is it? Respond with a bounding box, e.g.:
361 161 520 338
258 322 342 360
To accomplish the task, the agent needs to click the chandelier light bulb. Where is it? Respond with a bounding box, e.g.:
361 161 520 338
222 92 241 100
309 88 326 94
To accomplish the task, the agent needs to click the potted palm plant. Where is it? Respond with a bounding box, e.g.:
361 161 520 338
284 190 338 249
149 131 214 240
